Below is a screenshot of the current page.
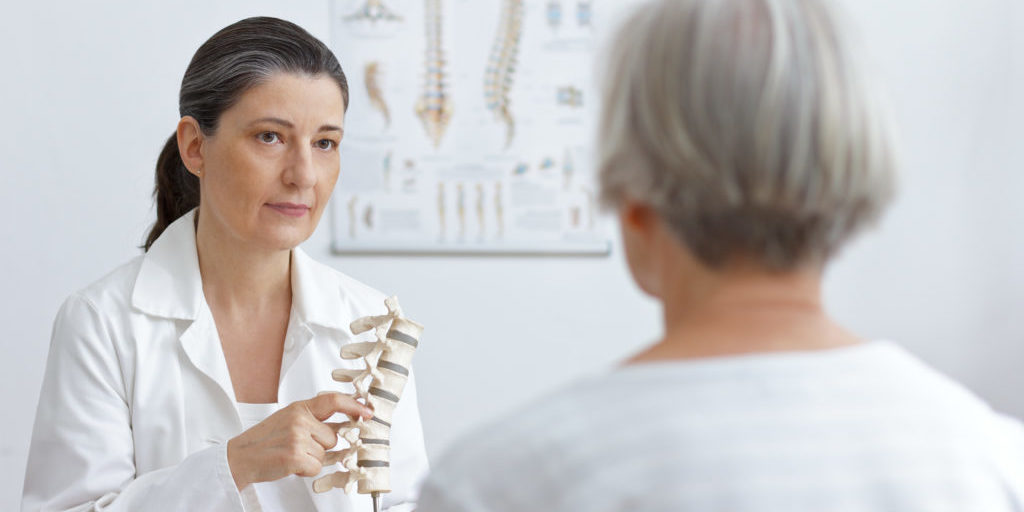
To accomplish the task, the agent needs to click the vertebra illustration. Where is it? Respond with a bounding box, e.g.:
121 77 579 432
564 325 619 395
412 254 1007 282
364 62 391 128
556 85 583 107
415 0 453 148
577 1 593 27
484 0 524 148
343 0 403 23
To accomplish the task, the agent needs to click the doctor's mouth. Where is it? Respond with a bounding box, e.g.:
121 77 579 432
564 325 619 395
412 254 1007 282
266 202 311 218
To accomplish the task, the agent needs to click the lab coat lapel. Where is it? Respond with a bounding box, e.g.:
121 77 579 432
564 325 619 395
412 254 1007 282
291 247 348 332
132 209 237 404
278 319 315 391
131 209 203 321
179 303 237 405
278 247 347 395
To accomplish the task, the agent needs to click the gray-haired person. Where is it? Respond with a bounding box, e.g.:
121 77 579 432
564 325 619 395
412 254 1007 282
417 0 1024 510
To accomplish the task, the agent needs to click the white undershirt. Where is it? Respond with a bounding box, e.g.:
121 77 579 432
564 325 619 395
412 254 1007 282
236 402 318 512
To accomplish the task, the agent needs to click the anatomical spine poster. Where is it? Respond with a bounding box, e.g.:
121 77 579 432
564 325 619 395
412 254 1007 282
329 0 610 255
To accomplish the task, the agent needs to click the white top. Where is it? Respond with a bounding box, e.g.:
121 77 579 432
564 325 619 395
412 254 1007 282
23 210 428 512
419 341 1024 511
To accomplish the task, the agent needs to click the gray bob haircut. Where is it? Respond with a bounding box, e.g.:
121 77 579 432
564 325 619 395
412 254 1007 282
598 0 896 270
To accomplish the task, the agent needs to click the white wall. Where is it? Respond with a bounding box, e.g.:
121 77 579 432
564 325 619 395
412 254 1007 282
1 1 1021 510
825 0 1024 410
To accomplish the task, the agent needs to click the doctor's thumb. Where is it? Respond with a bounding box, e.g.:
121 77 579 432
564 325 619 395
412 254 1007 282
305 392 374 422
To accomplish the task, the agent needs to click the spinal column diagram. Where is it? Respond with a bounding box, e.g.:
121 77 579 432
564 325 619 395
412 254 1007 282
484 0 524 149
415 0 453 148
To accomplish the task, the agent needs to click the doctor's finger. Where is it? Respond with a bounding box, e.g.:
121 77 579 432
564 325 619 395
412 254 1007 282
295 451 325 478
306 439 327 463
309 420 339 450
304 392 373 422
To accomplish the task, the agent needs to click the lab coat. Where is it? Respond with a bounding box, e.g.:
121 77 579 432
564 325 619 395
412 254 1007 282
22 210 429 511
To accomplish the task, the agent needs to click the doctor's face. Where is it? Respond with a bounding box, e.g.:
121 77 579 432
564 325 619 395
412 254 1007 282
195 72 345 252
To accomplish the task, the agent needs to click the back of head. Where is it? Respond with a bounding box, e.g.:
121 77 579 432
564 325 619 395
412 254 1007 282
598 0 895 271
144 16 349 251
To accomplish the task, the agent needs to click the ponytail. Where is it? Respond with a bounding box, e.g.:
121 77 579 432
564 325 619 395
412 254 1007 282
143 133 199 251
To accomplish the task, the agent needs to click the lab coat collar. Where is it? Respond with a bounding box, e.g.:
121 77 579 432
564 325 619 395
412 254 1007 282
132 209 204 320
289 246 348 332
132 209 349 405
132 208 348 332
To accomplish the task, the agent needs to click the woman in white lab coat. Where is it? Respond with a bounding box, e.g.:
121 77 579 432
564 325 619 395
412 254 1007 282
23 17 427 512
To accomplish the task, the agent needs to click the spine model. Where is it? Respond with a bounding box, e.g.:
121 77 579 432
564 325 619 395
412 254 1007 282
484 0 524 148
415 0 453 148
313 296 424 502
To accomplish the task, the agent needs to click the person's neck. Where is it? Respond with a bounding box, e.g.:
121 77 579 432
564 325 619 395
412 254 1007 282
195 214 292 318
629 266 860 363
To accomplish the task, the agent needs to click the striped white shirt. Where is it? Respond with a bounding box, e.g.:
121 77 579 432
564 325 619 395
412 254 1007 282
419 341 1024 511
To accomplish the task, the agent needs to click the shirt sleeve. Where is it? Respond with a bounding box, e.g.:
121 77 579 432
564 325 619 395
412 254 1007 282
22 294 246 512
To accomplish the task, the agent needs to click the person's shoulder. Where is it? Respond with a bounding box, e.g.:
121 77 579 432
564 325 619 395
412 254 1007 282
421 373 617 509
877 342 1024 495
863 341 1024 462
48 255 146 349
334 268 388 308
63 254 146 316
294 249 389 315
307 257 385 300
870 341 1002 414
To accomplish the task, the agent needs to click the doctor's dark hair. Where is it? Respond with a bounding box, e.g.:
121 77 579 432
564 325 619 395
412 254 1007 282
143 16 349 251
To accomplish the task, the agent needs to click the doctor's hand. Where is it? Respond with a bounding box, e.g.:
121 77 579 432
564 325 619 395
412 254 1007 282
226 392 373 490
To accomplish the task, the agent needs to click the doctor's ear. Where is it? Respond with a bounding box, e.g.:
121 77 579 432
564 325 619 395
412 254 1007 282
176 116 205 178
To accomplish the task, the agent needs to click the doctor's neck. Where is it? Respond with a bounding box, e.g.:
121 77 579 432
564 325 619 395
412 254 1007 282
194 214 292 315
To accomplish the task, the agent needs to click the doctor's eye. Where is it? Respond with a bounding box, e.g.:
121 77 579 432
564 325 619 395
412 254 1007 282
316 138 338 151
258 132 280 144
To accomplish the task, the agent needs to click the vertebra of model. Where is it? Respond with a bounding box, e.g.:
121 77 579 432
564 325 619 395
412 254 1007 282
484 0 524 148
313 296 424 504
415 0 453 148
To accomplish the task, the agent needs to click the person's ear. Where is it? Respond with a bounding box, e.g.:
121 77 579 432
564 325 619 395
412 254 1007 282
619 200 661 297
176 116 205 178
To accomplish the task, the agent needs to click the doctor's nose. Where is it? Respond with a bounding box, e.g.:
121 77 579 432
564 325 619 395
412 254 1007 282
283 146 317 189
